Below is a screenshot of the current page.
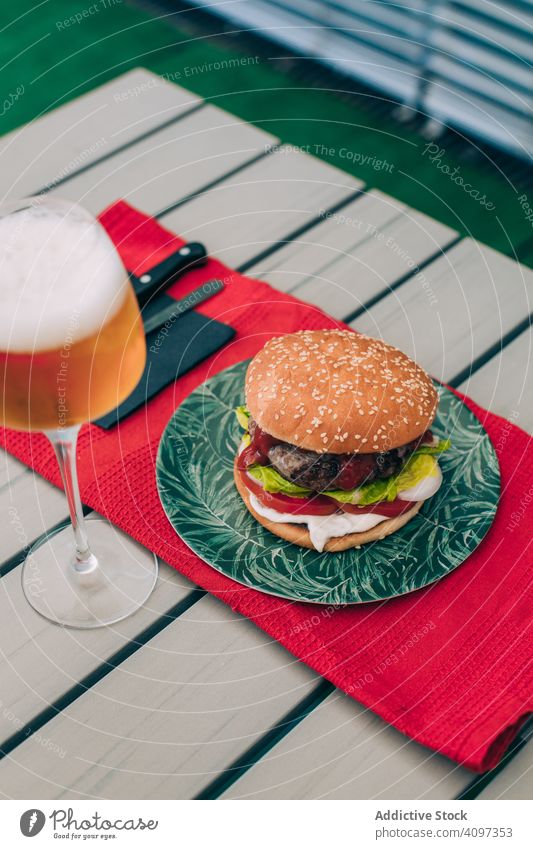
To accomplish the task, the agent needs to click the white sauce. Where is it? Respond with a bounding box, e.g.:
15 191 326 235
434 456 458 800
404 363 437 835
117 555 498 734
249 493 389 552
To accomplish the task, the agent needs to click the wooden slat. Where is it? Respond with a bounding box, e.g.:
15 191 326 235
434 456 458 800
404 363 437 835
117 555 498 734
222 691 471 799
160 146 363 269
350 239 533 382
0 553 197 745
246 191 406 292
53 106 276 216
0 69 201 200
247 191 456 318
457 327 533 433
479 740 533 800
309 209 455 319
0 449 27 491
0 595 318 799
0 471 68 566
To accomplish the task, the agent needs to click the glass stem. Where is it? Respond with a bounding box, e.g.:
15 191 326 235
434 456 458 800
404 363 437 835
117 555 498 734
46 425 97 574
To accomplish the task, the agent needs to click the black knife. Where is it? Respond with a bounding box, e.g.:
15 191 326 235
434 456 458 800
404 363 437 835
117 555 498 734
130 242 208 307
142 279 225 335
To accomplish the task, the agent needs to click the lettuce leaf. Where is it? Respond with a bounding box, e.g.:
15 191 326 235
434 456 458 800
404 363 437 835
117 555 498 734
235 406 250 430
246 463 312 496
397 452 440 488
326 478 397 504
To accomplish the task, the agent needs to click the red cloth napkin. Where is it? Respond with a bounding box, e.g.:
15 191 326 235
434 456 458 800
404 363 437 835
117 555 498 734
2 201 531 773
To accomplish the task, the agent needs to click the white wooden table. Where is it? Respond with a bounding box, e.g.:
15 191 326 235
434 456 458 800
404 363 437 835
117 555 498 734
0 69 531 801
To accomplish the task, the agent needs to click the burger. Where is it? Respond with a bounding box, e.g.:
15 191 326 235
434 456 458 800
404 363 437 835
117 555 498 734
234 329 449 552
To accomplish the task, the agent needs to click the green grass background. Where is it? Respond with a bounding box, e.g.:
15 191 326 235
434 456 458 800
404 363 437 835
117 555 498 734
2 0 532 266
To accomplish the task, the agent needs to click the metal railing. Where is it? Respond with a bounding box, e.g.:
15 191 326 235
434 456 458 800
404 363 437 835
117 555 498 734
188 0 533 160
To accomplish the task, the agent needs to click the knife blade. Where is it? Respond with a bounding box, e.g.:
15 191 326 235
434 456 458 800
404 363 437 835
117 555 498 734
142 279 225 335
130 242 208 307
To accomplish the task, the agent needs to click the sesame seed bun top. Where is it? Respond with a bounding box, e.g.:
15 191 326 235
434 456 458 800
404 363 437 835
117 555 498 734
245 329 438 454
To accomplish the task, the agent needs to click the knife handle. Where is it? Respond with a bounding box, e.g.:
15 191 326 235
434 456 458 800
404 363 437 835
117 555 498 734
131 242 208 306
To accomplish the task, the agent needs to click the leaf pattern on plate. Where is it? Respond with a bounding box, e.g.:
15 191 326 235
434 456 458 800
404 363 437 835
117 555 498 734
156 361 500 604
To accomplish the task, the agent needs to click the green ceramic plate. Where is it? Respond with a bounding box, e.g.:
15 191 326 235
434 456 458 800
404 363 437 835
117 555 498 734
156 360 500 604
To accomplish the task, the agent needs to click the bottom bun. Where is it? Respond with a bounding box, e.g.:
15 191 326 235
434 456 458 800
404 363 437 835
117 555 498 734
234 457 422 551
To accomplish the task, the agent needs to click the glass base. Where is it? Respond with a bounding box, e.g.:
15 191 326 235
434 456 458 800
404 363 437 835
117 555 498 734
22 518 158 629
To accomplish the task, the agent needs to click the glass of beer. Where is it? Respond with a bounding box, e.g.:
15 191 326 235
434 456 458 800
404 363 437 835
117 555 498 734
0 196 158 628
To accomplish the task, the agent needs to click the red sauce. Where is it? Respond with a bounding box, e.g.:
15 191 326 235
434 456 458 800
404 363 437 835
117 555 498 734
236 445 258 472
334 430 432 489
251 424 280 459
335 455 376 490
237 422 281 470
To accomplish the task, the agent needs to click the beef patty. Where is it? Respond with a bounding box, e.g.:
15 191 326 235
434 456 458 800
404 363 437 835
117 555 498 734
248 418 430 491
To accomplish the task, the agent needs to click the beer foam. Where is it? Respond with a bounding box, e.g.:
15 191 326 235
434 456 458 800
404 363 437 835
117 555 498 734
0 198 129 352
